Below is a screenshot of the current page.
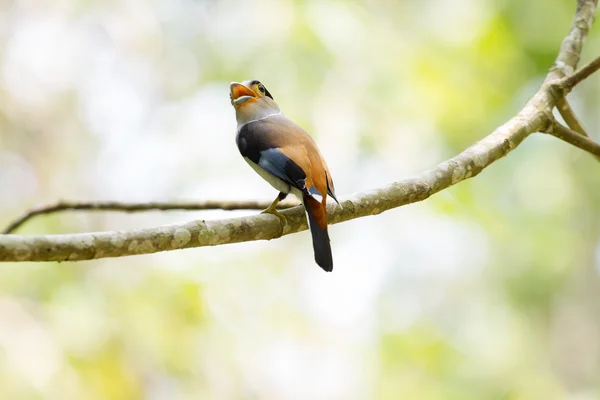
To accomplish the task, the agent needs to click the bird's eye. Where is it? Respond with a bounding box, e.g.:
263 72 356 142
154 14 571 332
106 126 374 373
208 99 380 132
258 85 266 94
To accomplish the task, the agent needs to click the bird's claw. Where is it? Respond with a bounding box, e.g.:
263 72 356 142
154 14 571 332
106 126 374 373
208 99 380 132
261 207 288 230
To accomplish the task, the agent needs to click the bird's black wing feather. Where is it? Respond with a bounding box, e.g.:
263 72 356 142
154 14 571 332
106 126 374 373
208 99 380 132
237 121 311 193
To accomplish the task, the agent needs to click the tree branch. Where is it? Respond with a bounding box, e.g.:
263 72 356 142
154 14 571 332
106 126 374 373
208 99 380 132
2 200 297 235
545 121 600 157
551 55 600 161
561 55 600 90
0 0 598 262
546 0 598 81
0 106 561 262
556 97 589 136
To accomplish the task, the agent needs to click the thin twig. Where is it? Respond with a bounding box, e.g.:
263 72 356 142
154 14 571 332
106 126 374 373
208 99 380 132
556 97 589 136
549 55 600 161
561 55 600 90
545 122 600 158
2 200 297 234
554 98 600 162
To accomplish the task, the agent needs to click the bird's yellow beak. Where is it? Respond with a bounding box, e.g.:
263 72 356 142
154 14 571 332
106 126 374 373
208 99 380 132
230 82 257 107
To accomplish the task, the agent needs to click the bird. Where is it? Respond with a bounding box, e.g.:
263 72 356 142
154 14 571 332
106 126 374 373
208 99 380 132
230 80 339 272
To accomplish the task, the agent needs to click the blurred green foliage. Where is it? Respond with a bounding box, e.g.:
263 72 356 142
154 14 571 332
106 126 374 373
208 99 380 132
0 0 599 399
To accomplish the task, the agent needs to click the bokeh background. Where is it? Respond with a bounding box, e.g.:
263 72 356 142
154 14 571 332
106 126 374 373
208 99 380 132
1 0 600 399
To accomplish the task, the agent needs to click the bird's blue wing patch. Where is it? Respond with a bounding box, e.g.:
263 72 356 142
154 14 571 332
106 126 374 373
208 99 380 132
258 148 305 188
258 148 323 201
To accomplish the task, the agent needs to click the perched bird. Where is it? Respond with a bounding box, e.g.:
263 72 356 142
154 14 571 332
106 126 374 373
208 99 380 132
230 80 339 272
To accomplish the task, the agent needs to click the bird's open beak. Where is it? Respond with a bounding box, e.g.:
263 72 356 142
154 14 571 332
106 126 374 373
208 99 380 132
230 82 257 107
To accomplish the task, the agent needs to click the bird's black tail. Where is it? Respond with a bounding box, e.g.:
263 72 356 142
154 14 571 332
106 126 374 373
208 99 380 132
304 195 333 272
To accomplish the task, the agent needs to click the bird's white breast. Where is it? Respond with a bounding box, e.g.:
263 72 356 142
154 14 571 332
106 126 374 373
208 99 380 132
243 157 305 202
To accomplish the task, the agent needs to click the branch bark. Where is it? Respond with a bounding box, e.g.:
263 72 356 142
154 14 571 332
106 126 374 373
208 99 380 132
546 0 598 82
557 97 589 136
551 54 600 161
0 0 598 262
545 122 600 157
561 55 600 90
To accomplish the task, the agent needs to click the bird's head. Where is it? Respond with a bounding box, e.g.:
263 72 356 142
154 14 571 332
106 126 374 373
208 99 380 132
230 80 280 124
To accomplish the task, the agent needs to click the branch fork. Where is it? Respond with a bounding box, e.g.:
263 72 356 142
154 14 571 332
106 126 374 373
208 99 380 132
543 55 600 160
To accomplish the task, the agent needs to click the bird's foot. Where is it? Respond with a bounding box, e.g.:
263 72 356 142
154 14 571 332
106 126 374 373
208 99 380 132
261 206 288 229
